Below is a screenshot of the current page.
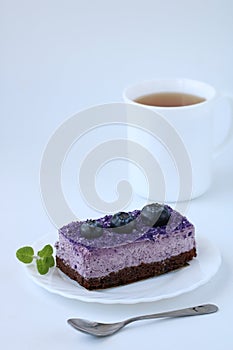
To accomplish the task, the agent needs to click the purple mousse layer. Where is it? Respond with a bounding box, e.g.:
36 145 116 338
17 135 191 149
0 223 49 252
55 206 195 279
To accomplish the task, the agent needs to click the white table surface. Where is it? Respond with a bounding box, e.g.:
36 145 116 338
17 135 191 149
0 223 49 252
1 1 233 349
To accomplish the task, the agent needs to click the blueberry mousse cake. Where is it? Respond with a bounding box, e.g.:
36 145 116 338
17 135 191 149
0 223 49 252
55 203 196 290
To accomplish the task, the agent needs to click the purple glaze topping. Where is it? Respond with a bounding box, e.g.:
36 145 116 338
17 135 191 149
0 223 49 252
58 206 193 249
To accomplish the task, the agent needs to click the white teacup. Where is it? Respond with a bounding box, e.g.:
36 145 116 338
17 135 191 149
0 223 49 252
123 78 233 202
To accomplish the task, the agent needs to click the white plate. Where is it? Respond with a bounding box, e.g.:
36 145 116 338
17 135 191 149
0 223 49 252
25 233 221 304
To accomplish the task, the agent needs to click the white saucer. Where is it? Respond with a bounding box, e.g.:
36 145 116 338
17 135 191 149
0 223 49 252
25 233 221 304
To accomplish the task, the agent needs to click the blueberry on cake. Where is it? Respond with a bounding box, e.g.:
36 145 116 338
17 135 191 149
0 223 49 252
55 204 196 290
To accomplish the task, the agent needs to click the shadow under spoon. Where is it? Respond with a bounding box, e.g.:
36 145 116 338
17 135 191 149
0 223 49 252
67 304 218 337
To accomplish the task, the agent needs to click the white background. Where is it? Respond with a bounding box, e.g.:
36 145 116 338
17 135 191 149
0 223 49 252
1 1 233 349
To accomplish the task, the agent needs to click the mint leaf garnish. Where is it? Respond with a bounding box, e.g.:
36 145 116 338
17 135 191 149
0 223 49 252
36 258 50 275
38 244 53 258
44 256 55 268
16 246 34 264
16 244 55 275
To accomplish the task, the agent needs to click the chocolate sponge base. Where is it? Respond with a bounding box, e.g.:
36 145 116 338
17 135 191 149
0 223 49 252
56 248 196 290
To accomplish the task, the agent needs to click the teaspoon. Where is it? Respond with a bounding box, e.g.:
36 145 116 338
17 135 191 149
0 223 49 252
67 303 218 337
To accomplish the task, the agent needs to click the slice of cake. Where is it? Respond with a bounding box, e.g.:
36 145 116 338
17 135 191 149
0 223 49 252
55 203 196 290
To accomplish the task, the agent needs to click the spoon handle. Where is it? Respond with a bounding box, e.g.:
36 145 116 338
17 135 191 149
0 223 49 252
125 304 218 325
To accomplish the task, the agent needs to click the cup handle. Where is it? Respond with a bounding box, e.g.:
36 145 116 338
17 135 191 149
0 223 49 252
213 94 233 158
